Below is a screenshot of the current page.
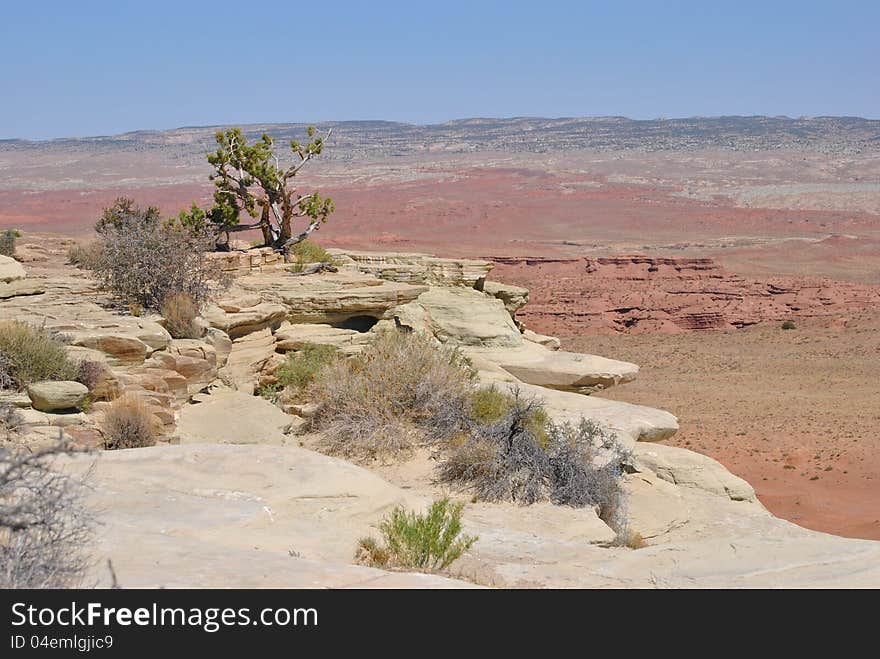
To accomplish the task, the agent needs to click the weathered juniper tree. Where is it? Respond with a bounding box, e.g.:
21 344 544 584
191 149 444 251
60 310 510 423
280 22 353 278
193 127 335 254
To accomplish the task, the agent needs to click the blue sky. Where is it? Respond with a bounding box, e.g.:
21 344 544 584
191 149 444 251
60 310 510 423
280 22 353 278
2 1 878 139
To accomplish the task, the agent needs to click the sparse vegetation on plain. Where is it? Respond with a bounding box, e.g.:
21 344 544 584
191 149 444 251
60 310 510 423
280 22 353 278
0 321 77 390
782 320 796 330
356 498 477 572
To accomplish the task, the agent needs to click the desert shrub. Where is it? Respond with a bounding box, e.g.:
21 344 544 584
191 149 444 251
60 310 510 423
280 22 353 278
93 211 229 311
0 229 20 257
74 360 106 392
469 386 550 447
440 390 631 530
100 396 157 450
275 343 338 391
1 403 22 440
309 330 473 461
94 197 160 234
356 498 477 572
0 353 14 391
440 391 550 504
0 321 78 390
288 239 332 272
160 292 203 339
0 439 93 588
781 320 796 330
67 241 104 270
545 419 631 523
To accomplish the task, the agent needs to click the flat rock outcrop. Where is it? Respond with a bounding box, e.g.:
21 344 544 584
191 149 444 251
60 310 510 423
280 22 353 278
236 269 428 325
57 444 475 588
331 249 493 288
176 390 293 445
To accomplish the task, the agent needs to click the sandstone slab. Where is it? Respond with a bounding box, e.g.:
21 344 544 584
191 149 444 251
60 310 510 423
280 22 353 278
55 443 475 588
176 391 293 445
27 380 89 412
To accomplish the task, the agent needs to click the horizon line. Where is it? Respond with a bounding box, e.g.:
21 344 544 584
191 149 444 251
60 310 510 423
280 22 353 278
3 113 879 144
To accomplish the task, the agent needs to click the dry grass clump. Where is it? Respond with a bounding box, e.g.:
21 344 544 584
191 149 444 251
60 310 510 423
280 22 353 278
0 321 77 390
308 330 473 461
100 396 157 450
356 498 477 572
160 292 203 339
0 439 93 588
67 241 104 270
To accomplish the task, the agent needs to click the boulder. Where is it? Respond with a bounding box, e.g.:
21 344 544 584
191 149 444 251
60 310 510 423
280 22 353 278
236 270 428 325
0 279 44 299
63 319 171 363
274 322 371 353
417 287 524 347
631 443 757 502
203 302 287 339
468 354 678 445
483 280 529 315
176 390 293 445
469 341 639 392
26 380 89 412
522 328 561 351
0 255 26 283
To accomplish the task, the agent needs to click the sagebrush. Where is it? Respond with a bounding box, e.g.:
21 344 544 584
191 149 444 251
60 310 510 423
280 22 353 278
101 396 157 450
92 207 228 311
439 389 631 530
356 498 477 572
0 321 77 390
308 330 474 461
0 439 93 588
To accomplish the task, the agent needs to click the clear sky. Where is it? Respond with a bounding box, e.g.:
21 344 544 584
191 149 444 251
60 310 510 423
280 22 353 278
2 0 878 139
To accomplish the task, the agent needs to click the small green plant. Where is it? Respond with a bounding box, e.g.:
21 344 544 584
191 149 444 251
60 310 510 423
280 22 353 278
288 239 332 272
356 498 477 572
781 320 796 330
275 344 338 391
0 321 78 390
0 229 21 257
